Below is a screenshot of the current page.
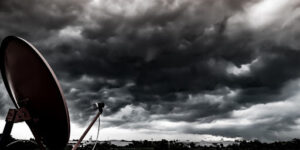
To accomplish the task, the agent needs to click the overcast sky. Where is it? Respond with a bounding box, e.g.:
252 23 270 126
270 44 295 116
1 0 300 142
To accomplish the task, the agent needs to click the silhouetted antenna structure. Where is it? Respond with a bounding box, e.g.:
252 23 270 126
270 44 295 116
0 36 70 150
0 36 105 150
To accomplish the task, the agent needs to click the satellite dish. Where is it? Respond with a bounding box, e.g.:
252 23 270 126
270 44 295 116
0 36 70 149
0 36 105 150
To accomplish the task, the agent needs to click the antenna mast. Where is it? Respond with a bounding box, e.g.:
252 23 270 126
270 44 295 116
72 102 105 150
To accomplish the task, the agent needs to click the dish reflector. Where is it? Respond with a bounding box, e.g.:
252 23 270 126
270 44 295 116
0 36 70 149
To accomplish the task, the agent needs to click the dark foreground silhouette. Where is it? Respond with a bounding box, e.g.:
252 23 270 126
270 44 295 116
1 134 300 150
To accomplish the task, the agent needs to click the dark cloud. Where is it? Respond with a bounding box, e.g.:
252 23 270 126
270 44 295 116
0 0 88 41
1 0 300 141
183 93 300 141
0 81 10 115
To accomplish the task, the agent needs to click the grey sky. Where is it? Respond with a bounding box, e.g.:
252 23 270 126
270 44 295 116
1 0 300 141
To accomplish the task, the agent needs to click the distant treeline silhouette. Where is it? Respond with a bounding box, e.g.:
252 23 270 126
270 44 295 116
75 139 300 150
1 134 300 150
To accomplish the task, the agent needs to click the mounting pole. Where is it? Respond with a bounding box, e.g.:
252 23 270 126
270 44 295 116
72 103 104 150
0 110 16 149
0 108 45 149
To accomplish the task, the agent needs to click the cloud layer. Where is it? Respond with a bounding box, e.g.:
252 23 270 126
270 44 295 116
1 0 300 141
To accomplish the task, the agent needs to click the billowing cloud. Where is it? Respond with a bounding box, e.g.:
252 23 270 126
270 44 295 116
1 0 300 141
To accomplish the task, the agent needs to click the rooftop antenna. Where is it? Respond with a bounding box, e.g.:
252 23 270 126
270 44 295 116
0 36 106 150
0 36 70 150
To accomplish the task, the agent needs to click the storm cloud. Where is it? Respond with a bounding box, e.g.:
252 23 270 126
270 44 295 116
1 0 300 141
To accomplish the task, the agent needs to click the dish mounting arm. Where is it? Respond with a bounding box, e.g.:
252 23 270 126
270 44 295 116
72 102 105 150
0 108 45 150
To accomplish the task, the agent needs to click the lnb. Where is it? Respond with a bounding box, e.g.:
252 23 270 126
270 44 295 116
95 102 105 113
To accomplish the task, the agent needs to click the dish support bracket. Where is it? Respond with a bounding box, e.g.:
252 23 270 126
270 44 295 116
0 107 43 149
